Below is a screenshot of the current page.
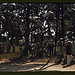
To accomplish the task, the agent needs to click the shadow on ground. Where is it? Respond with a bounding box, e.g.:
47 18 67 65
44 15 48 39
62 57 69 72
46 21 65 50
0 57 45 72
36 60 75 71
0 56 75 72
0 62 44 72
62 60 75 68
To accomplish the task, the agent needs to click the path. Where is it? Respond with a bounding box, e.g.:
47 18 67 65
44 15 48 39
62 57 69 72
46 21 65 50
0 59 75 72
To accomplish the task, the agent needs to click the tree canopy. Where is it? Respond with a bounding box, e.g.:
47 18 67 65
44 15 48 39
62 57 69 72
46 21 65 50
0 3 75 56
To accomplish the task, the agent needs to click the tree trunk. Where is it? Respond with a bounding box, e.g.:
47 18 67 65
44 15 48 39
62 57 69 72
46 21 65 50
22 4 30 57
0 33 1 42
61 4 65 43
54 4 60 56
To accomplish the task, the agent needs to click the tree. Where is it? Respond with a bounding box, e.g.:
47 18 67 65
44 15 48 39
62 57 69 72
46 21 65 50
0 3 74 58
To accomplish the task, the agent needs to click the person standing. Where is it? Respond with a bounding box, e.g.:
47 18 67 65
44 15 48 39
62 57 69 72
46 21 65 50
19 40 22 53
58 38 64 57
62 40 68 65
48 40 54 57
13 44 15 53
8 42 11 53
4 43 7 53
66 41 72 66
56 38 64 64
7 43 9 53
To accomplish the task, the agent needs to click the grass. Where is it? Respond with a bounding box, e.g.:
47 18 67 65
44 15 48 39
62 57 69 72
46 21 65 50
0 53 20 59
0 46 24 60
10 46 24 52
10 46 19 52
0 45 59 60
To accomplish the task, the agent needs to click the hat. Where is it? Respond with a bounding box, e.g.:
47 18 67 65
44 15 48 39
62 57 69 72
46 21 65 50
68 41 71 43
60 38 63 40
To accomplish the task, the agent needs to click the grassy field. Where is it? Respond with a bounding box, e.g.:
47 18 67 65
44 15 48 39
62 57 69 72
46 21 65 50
10 46 24 52
0 53 20 59
0 46 24 60
0 45 60 60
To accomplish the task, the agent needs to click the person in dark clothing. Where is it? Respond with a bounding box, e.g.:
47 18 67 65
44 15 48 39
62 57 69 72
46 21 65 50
19 40 22 53
29 45 32 53
56 38 64 64
8 43 11 52
66 42 72 55
48 41 54 57
58 38 63 57
62 40 68 65
7 43 11 53
13 44 15 53
66 41 72 66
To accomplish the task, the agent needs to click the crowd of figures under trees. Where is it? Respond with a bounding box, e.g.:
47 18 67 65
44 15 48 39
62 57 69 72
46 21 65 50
0 3 75 58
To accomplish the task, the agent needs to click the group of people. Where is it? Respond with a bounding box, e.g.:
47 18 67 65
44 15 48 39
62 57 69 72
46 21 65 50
0 42 11 53
58 38 73 66
0 38 74 66
48 38 74 66
0 42 16 53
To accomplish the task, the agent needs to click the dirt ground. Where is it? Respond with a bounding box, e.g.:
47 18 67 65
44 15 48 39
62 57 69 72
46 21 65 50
0 58 75 72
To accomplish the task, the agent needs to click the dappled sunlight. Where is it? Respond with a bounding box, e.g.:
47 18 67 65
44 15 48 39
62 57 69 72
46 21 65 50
0 3 75 72
0 61 44 72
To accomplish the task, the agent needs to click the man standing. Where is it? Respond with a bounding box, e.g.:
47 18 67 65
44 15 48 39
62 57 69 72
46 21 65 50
56 38 64 64
48 40 54 57
66 41 72 66
59 38 64 57
62 40 68 65
7 42 11 53
13 44 15 53
19 40 22 53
